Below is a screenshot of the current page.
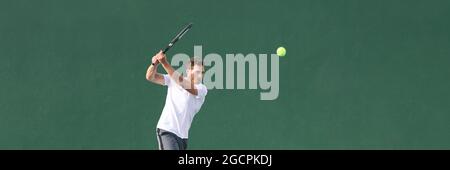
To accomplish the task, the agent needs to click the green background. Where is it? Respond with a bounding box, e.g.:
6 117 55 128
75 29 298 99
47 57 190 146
1 0 449 149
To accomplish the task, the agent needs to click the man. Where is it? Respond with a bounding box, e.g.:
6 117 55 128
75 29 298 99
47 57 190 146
145 50 208 150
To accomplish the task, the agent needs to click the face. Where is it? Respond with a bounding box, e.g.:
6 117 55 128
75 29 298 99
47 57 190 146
187 64 204 84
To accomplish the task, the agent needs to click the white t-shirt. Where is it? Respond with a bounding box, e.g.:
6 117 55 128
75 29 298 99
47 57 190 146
156 74 208 139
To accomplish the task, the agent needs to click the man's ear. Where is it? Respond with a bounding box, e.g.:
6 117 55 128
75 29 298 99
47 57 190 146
185 66 192 76
184 63 190 70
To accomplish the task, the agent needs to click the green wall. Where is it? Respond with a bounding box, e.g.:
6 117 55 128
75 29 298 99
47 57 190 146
1 0 449 149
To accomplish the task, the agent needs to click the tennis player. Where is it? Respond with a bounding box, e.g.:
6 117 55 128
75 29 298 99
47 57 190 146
146 50 207 150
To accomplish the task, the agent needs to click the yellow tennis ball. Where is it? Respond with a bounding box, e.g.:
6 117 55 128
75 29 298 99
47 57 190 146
276 47 286 57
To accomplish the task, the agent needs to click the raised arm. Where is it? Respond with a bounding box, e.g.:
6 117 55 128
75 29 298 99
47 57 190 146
156 51 199 96
145 52 165 86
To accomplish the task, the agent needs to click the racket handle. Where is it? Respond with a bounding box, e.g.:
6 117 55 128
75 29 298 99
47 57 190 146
162 43 173 54
162 46 169 54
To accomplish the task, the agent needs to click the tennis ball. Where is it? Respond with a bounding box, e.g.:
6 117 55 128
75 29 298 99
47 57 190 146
276 47 286 57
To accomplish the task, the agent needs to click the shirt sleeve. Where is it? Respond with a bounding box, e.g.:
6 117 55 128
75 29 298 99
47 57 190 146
195 84 208 98
163 74 171 86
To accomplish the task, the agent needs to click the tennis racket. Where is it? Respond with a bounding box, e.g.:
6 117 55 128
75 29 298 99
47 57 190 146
162 22 193 54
